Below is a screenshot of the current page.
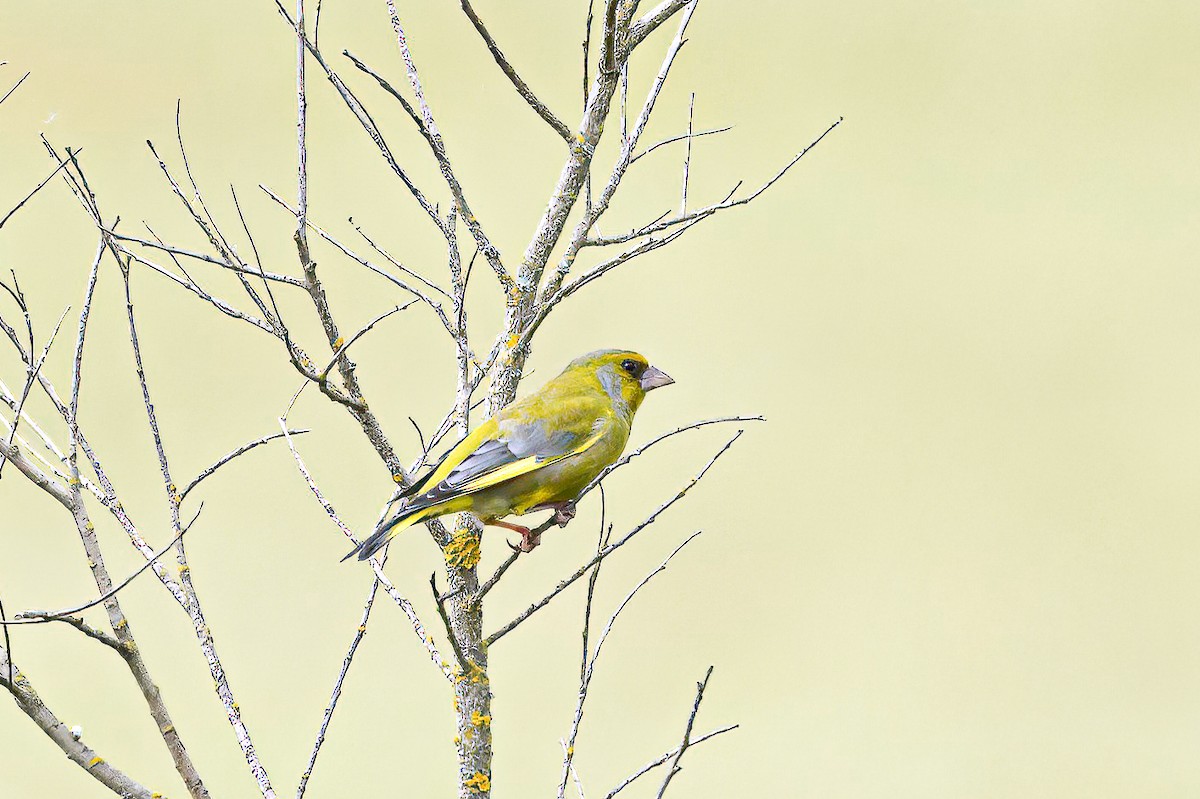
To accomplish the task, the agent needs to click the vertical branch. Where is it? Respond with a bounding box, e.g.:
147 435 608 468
59 262 212 799
653 666 714 799
681 93 694 212
296 0 309 243
119 262 276 799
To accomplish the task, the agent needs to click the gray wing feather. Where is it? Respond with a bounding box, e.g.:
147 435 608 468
404 421 583 510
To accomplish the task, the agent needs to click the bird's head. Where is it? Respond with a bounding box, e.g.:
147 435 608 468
567 349 674 418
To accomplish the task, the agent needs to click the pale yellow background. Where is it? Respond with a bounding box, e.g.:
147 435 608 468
2 1 1199 797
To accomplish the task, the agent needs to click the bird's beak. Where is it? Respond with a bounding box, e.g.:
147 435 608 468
640 364 674 391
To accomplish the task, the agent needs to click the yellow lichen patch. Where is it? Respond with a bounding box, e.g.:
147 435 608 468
87 756 104 768
465 772 490 793
465 661 488 684
444 530 481 569
471 710 491 727
506 334 519 348
392 473 405 484
332 336 344 349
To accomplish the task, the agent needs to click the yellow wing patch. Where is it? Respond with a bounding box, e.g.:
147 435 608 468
453 426 606 495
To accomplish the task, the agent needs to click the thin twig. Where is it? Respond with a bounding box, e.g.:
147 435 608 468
0 154 76 230
180 429 310 501
559 524 699 799
602 724 737 798
261 187 459 341
0 291 69 479
0 70 29 106
459 0 572 140
119 252 275 799
350 218 451 299
345 39 509 288
561 739 588 799
104 230 305 287
282 301 417 418
4 506 203 626
275 0 444 230
32 614 122 653
629 125 731 165
654 666 714 799
278 424 453 680
430 573 469 672
296 572 381 799
681 93 694 212
486 430 743 645
477 418 757 599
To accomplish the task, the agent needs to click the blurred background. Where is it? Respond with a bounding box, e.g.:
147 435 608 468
2 1 1199 797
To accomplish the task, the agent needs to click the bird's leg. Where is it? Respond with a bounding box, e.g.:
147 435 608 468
489 518 541 553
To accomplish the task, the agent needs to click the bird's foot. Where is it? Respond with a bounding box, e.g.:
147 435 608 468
551 500 576 528
506 528 541 553
490 519 540 553
532 500 577 528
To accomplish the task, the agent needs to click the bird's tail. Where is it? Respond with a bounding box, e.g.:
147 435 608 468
342 505 434 562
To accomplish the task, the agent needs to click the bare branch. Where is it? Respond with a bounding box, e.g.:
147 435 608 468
261 186 459 342
275 0 444 231
28 614 122 653
120 247 277 333
296 573 381 799
0 283 69 479
654 666 715 799
629 125 731 165
626 0 691 52
180 429 310 501
345 40 510 288
584 415 763 494
603 725 737 799
486 430 744 645
350 217 451 299
458 0 572 140
539 0 698 307
602 0 620 73
278 424 454 679
430 573 470 673
681 93 694 212
282 301 416 418
0 154 75 230
120 260 275 799
559 529 701 799
560 739 588 799
0 70 29 106
1 646 160 799
4 507 201 627
104 230 305 287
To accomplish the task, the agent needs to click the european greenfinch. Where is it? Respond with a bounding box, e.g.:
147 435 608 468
347 349 673 560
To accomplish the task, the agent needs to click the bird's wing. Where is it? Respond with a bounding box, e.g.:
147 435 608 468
401 406 607 512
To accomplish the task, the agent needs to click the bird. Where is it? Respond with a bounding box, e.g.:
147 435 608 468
345 349 674 561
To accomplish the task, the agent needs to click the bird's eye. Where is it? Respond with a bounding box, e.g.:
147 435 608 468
621 359 643 376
